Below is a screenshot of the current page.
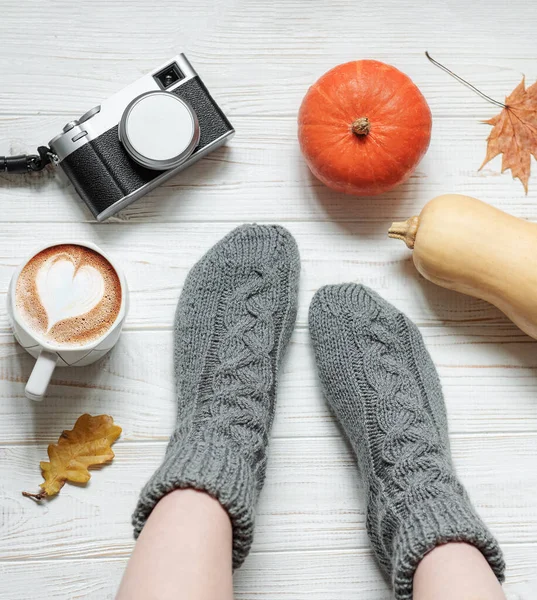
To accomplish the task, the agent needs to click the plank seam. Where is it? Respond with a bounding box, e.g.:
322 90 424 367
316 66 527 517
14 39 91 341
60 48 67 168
0 540 534 564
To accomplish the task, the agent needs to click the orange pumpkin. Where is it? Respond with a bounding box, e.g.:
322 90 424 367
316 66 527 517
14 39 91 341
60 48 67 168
298 60 432 196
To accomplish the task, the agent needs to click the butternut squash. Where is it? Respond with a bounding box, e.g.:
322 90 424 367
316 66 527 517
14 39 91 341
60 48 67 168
388 193 537 339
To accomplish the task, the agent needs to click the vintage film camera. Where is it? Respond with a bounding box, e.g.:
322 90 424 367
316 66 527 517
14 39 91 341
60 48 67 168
46 54 234 220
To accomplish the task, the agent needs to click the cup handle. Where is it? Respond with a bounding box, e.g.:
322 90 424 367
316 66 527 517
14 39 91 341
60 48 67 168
25 350 58 401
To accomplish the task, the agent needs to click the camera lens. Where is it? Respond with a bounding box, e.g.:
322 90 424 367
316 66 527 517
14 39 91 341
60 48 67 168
119 91 200 171
154 63 184 89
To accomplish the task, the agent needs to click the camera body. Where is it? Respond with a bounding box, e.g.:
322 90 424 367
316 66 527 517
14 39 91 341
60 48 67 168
49 55 234 221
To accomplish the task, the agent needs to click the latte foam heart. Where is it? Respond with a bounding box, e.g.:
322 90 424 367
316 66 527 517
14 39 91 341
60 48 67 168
16 244 122 347
35 258 105 331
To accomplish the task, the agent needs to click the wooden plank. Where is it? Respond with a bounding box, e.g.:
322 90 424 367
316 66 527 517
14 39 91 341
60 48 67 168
1 327 537 444
0 434 535 560
0 544 535 600
0 2 536 119
0 114 535 224
0 221 525 332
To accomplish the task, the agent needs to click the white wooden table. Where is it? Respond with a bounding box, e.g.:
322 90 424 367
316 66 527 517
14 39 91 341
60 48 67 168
1 1 537 598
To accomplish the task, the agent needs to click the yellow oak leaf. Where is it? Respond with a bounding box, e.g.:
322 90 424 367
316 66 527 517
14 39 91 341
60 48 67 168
480 77 537 193
23 414 121 500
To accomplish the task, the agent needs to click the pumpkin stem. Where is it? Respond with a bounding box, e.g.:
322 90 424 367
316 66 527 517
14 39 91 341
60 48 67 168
351 117 370 136
388 217 420 249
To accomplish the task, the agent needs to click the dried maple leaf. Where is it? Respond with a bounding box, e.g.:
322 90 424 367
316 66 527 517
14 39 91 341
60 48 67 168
425 53 537 193
480 78 537 193
23 414 121 500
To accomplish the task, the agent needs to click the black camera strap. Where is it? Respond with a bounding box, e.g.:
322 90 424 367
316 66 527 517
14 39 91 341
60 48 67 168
1 146 53 173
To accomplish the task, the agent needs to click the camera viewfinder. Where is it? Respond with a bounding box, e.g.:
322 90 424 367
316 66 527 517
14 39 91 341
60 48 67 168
154 63 184 89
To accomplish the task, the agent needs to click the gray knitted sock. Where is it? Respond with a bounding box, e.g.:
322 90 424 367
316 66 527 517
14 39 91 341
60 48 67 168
309 284 505 600
133 224 300 569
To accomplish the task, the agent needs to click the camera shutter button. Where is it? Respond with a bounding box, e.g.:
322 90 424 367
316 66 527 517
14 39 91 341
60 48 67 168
63 120 79 133
119 91 200 170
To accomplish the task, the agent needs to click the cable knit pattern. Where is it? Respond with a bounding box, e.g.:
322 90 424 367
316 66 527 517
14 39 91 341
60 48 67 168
133 224 300 569
309 284 505 600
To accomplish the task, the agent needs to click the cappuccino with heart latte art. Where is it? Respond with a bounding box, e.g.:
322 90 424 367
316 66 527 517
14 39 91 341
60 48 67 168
16 244 122 346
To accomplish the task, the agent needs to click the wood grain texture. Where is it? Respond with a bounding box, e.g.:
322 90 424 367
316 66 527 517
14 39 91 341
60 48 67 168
0 221 532 332
1 0 537 598
0 547 535 600
1 115 536 225
1 328 537 444
1 1 537 120
1 435 537 560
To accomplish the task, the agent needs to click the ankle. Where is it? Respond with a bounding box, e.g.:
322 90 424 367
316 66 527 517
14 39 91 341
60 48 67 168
413 543 506 600
157 489 232 531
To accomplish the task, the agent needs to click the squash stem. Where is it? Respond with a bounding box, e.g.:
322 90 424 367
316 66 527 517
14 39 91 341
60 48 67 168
351 117 370 136
388 217 419 249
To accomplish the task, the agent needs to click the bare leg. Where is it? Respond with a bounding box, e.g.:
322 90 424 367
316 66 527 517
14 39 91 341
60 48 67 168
116 489 234 600
414 542 506 600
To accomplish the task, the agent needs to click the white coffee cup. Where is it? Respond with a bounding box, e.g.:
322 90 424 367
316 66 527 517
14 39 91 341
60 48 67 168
7 241 129 401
